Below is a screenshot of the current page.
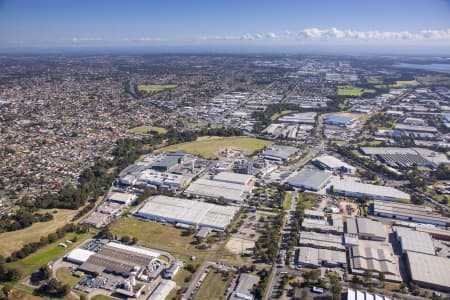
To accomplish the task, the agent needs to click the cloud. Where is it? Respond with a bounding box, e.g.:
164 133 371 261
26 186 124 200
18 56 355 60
296 27 450 41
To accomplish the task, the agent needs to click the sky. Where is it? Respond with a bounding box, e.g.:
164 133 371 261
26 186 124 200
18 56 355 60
1 0 450 54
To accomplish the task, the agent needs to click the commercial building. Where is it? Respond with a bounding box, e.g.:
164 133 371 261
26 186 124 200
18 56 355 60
346 218 386 241
296 247 347 268
288 169 332 191
406 251 450 292
135 195 239 231
332 181 410 201
184 177 252 204
371 200 449 227
393 226 435 255
259 145 299 162
231 273 259 300
313 155 356 173
107 191 136 205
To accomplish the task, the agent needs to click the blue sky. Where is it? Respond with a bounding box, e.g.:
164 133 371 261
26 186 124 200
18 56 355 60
1 0 450 52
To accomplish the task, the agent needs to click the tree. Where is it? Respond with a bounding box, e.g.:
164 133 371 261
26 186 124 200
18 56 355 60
378 272 385 288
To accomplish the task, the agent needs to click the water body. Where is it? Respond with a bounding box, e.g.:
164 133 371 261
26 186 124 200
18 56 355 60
396 63 450 72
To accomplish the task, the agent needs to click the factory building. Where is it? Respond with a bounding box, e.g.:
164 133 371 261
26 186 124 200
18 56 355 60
231 273 260 300
302 213 344 235
107 191 136 206
288 169 332 191
346 218 387 241
135 195 239 231
151 151 185 172
299 231 345 251
324 115 355 127
393 226 435 255
371 200 449 227
277 112 317 124
349 246 399 280
331 181 410 201
346 288 393 300
406 251 450 292
313 155 356 173
213 172 255 186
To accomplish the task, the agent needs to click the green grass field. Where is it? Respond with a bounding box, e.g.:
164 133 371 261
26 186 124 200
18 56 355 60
7 233 92 280
337 85 376 97
166 268 193 300
130 125 167 134
156 136 273 159
56 267 81 287
92 295 116 300
137 84 177 93
194 270 232 300
110 217 244 265
392 80 420 88
283 192 292 210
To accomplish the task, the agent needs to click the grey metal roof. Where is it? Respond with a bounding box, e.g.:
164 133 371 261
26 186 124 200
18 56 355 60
288 169 332 190
394 226 435 255
407 251 450 290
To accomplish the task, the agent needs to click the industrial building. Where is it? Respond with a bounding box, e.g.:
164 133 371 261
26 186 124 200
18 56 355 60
371 200 449 227
184 176 252 204
259 145 299 162
107 191 136 205
302 213 344 234
213 172 255 186
135 195 239 231
277 112 317 124
299 231 345 251
151 151 185 172
231 273 259 300
406 251 450 292
346 218 387 241
148 280 176 300
313 155 356 173
288 169 332 191
324 115 355 127
332 180 410 201
349 246 399 279
296 247 347 268
136 170 192 189
393 226 435 255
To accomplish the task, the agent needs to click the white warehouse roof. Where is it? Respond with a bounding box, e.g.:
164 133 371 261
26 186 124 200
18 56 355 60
107 242 160 258
313 155 356 172
213 172 254 186
394 226 435 255
65 248 95 264
136 195 239 231
333 180 410 200
185 178 250 203
407 251 450 291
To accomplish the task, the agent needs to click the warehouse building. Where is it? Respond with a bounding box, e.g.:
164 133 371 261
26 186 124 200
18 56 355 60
371 200 449 227
346 288 393 300
65 248 96 265
393 226 435 255
331 180 410 201
346 218 387 241
148 280 176 300
302 214 344 234
107 191 136 206
406 251 450 292
184 177 252 204
349 246 399 280
324 115 355 127
231 273 259 300
313 155 356 173
288 169 332 191
213 172 255 186
151 151 185 172
135 195 239 231
299 231 345 251
259 145 299 162
296 247 347 268
277 112 317 124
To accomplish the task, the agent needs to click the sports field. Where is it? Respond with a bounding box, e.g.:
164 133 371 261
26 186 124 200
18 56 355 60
337 85 375 97
137 84 177 93
156 136 272 159
0 209 81 257
130 125 167 134
194 269 233 300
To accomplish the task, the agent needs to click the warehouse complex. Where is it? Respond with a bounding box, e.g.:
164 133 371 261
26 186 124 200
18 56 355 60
371 200 450 227
296 247 347 268
288 168 333 191
349 245 400 280
135 195 239 231
406 251 450 292
393 226 435 255
346 218 387 241
259 145 300 162
332 180 410 201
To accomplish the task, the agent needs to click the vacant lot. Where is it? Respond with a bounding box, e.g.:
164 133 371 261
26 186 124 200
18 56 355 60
0 209 81 257
137 84 177 93
130 125 167 134
337 85 375 97
56 267 80 287
7 232 92 279
156 136 272 159
110 217 245 265
194 269 232 300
